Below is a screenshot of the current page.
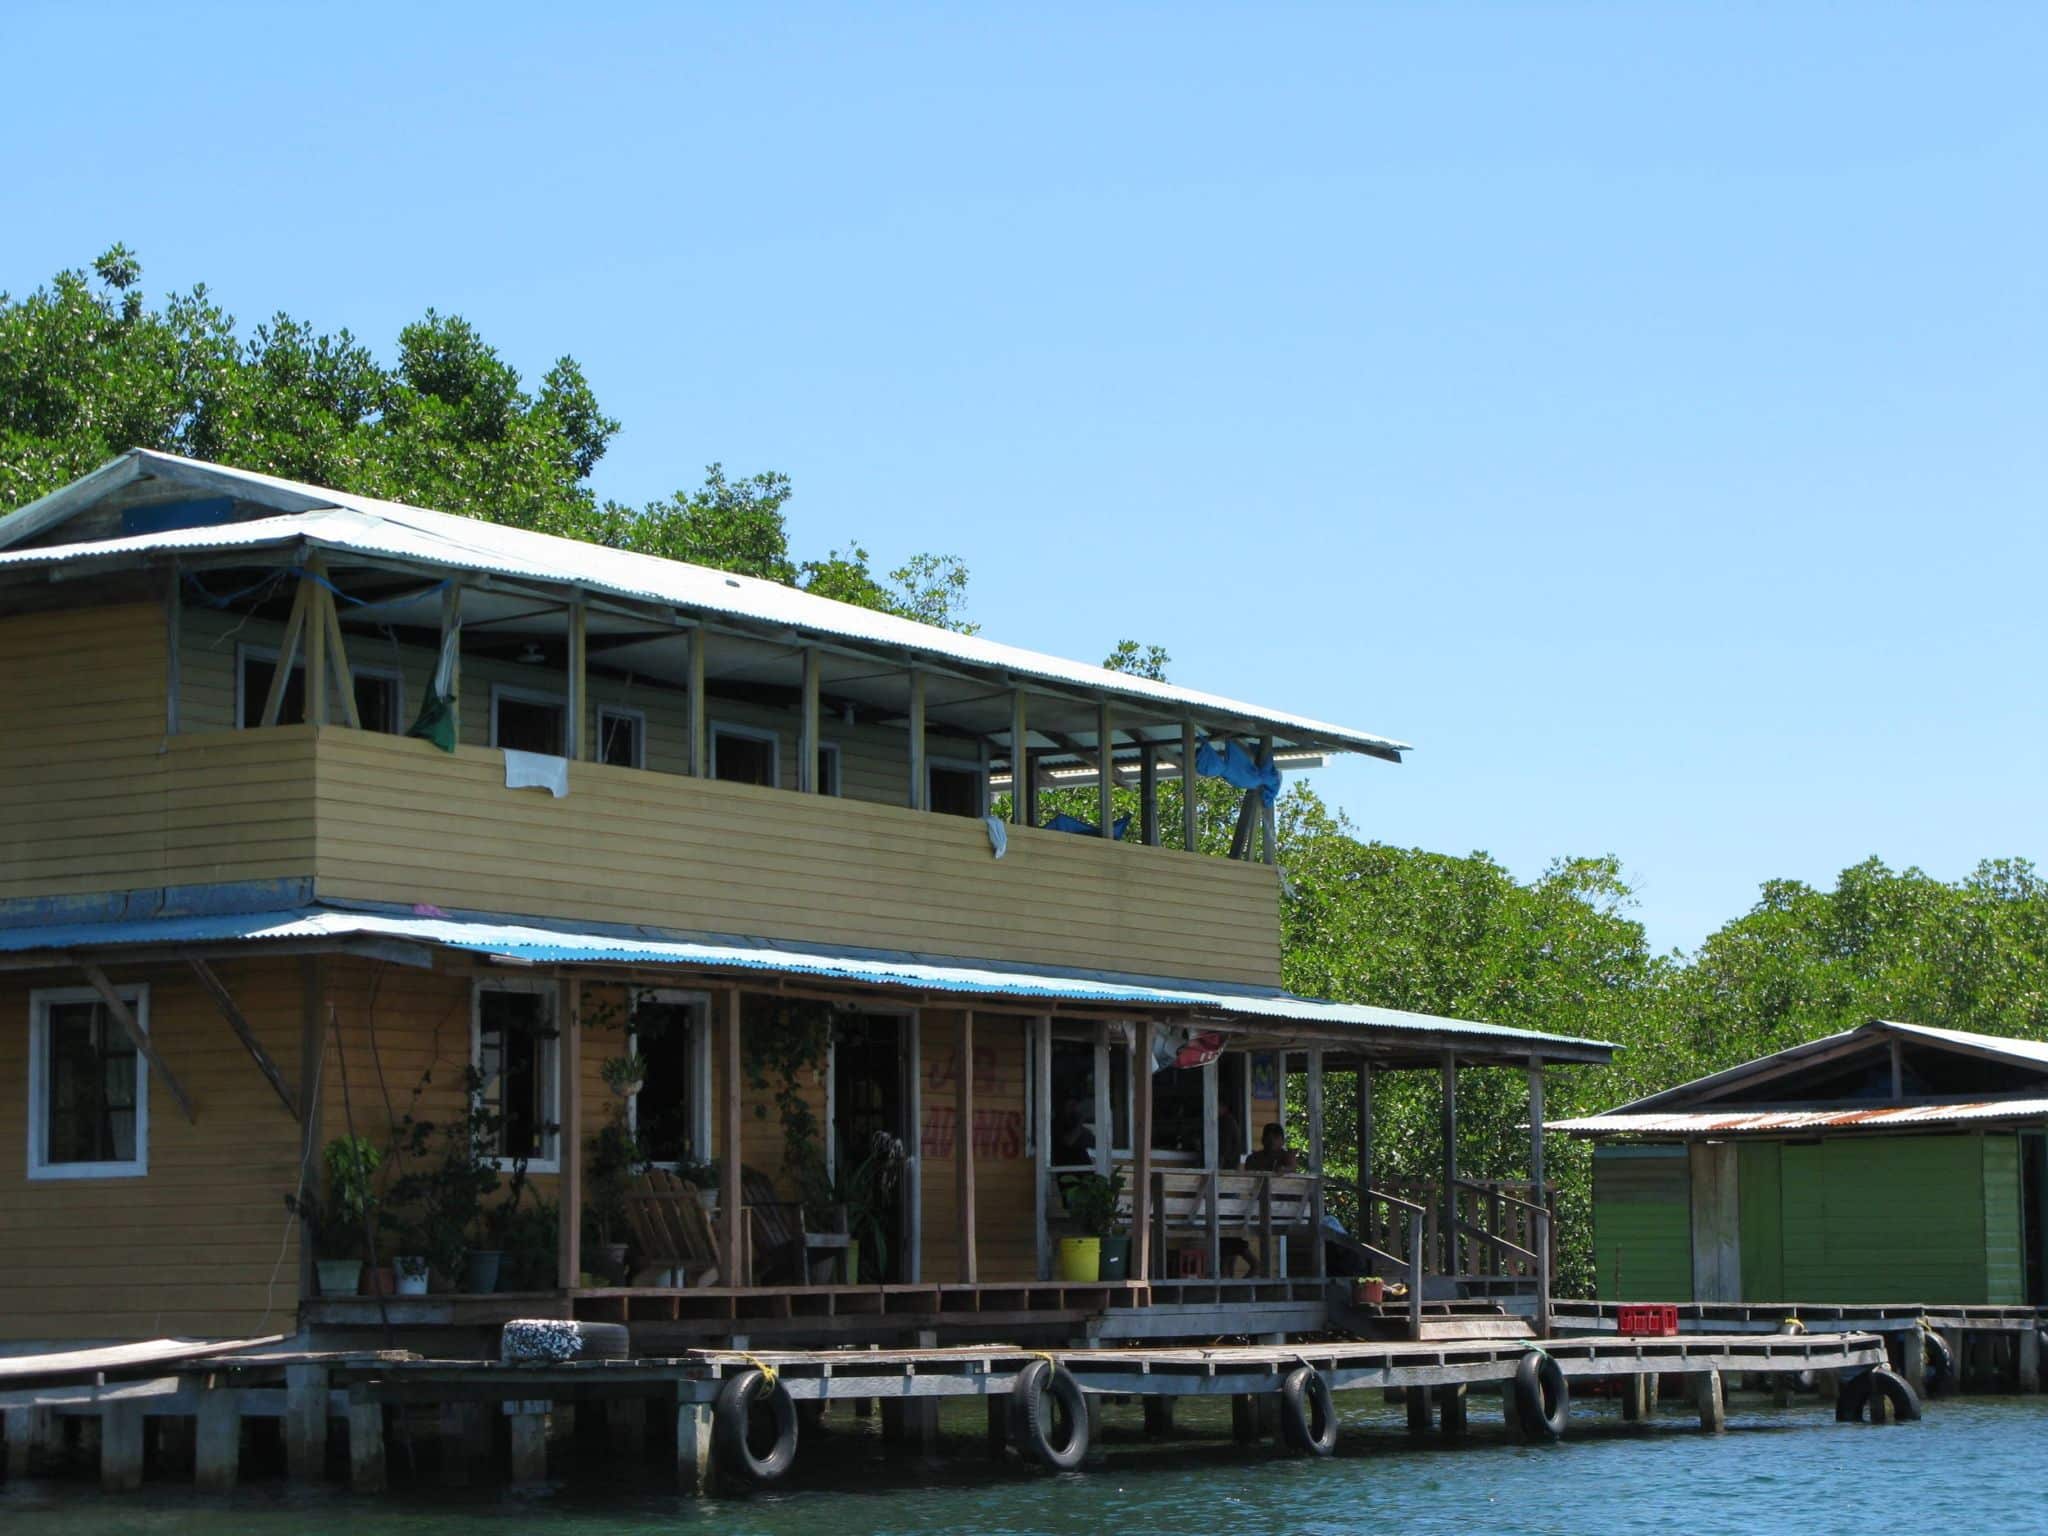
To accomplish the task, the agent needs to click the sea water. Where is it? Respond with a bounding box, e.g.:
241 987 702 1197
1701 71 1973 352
2 1390 2037 1536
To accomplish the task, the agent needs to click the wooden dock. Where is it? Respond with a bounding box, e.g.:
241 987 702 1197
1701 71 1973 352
0 1329 1896 1497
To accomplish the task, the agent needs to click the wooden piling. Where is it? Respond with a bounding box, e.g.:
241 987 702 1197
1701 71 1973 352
1435 1384 1468 1438
285 1363 328 1483
675 1398 714 1494
1143 1395 1176 1438
347 1403 387 1493
986 1395 1008 1460
1231 1393 1261 1444
2018 1327 2041 1394
1404 1387 1431 1436
195 1391 241 1492
4 1406 54 1479
1620 1373 1649 1421
508 1408 549 1485
100 1404 145 1493
1692 1370 1726 1433
1500 1381 1522 1435
1900 1327 1926 1395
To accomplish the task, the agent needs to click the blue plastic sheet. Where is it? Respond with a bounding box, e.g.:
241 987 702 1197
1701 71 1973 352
1042 812 1132 840
1195 737 1281 806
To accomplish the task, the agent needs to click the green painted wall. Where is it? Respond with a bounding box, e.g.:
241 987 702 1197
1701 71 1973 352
1983 1133 2024 1304
1737 1142 1784 1300
1780 1135 1989 1303
1593 1146 1692 1301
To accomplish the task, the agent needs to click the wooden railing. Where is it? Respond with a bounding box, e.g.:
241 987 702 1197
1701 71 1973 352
1106 1169 1321 1280
1364 1177 1555 1280
1357 1187 1429 1340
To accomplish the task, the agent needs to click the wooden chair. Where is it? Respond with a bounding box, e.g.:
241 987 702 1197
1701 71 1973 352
741 1165 851 1285
623 1169 723 1287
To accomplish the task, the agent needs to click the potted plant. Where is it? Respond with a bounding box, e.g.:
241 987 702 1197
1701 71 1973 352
1057 1168 1125 1282
810 1132 905 1285
384 1066 529 1295
287 1135 383 1297
586 1115 644 1282
601 1051 647 1101
1357 1274 1386 1306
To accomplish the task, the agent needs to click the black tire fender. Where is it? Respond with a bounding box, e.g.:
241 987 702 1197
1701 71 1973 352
1279 1366 1338 1456
1920 1328 1954 1395
713 1368 800 1484
1007 1358 1090 1471
1512 1350 1569 1441
1836 1365 1920 1424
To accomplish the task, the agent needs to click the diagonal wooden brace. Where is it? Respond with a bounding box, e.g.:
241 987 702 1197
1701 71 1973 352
188 958 300 1121
81 962 196 1124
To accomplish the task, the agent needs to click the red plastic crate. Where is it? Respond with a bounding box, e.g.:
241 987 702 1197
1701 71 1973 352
1617 1303 1680 1337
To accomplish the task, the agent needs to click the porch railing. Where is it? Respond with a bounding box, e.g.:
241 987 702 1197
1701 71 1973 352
1363 1177 1556 1281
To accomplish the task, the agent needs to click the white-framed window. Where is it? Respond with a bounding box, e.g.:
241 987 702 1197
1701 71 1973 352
597 706 647 769
627 989 711 1168
471 981 560 1172
928 755 986 818
490 684 568 757
711 721 779 787
27 985 149 1180
815 741 843 796
236 642 405 732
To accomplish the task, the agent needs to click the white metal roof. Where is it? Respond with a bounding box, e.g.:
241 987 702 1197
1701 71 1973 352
0 450 1410 760
1552 1101 2048 1136
0 904 1613 1064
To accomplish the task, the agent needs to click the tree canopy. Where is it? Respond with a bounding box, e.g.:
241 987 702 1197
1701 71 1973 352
0 245 973 630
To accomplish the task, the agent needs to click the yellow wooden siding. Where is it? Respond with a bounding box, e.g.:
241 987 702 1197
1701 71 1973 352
917 1010 1038 1283
310 730 1279 985
0 960 307 1341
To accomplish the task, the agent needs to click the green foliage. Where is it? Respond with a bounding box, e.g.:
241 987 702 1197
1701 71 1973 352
1060 1167 1126 1238
284 1135 384 1262
0 247 972 631
740 998 835 1209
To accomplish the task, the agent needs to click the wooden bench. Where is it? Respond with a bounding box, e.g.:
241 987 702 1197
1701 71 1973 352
741 1166 851 1286
1111 1169 1322 1279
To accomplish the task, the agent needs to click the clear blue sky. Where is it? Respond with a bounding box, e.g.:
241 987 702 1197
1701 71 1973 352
7 3 2043 953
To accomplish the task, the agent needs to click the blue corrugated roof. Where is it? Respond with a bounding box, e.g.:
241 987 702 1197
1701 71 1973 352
0 905 1612 1062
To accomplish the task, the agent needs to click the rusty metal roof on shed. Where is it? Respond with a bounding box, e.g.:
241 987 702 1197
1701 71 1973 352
1550 1101 2048 1136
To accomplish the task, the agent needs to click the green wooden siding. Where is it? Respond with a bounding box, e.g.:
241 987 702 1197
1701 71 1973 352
1780 1135 1988 1303
1983 1133 2024 1304
1593 1146 1692 1301
1737 1142 1784 1300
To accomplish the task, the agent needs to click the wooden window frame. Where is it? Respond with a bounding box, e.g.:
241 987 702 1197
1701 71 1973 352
470 979 560 1174
488 682 569 756
710 720 780 788
596 705 648 770
627 988 712 1170
927 754 988 818
234 641 405 732
27 984 150 1182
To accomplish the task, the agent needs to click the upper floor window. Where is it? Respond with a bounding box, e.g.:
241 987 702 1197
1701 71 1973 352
598 706 646 769
28 986 148 1180
928 759 986 818
472 983 559 1171
629 991 710 1167
491 686 567 757
816 742 842 796
237 644 402 732
712 723 778 787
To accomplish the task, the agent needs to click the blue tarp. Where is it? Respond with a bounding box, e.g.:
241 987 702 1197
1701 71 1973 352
1196 737 1281 806
1042 812 1132 839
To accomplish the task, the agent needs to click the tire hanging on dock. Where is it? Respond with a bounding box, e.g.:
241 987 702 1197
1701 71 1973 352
1279 1366 1338 1456
713 1368 801 1484
1919 1328 1954 1396
1835 1366 1920 1424
1007 1358 1090 1471
1511 1350 1569 1441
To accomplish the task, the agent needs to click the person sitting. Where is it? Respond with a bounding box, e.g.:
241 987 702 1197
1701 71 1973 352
1243 1122 1301 1173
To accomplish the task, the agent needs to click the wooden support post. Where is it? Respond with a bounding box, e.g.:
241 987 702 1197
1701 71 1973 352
1405 1387 1432 1436
685 629 705 777
189 958 298 1120
1257 734 1275 864
904 1008 923 1283
799 646 821 791
164 564 182 736
1501 1378 1523 1436
1306 1048 1326 1279
1231 1393 1260 1444
305 559 329 728
508 1409 548 1485
317 567 360 729
1900 1326 1926 1396
100 1403 144 1493
1143 1396 1175 1438
1033 1015 1052 1281
1694 1370 1727 1433
1133 1021 1153 1281
285 1363 328 1483
1435 1384 1468 1439
1140 743 1159 847
1620 1372 1650 1421
260 570 313 726
722 990 744 1286
566 598 588 760
957 1009 978 1283
2020 1325 2041 1394
558 975 583 1291
985 1395 1008 1460
1356 1064 1373 1240
1096 700 1115 837
1181 719 1200 851
1092 1023 1113 1178
347 1402 386 1493
297 957 326 1303
1009 688 1029 826
1439 1051 1458 1278
907 669 928 810
81 963 194 1124
195 1392 241 1491
1527 1058 1546 1194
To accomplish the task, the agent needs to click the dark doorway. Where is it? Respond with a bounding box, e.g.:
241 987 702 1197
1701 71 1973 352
1218 1054 1249 1169
832 1013 908 1282
2023 1132 2045 1306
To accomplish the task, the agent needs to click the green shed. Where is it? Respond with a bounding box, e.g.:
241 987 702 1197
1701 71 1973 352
1556 1020 2048 1305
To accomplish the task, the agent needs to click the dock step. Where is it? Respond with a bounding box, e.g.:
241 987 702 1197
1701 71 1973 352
1413 1317 1536 1341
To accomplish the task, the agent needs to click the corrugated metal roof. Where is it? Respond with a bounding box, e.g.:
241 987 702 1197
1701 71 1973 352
0 905 1611 1063
0 450 1410 760
1553 1102 2048 1136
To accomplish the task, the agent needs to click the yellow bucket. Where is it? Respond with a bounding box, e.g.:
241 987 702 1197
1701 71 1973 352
1056 1237 1101 1282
